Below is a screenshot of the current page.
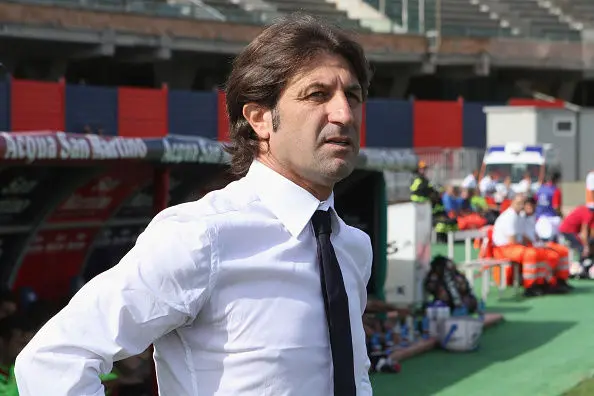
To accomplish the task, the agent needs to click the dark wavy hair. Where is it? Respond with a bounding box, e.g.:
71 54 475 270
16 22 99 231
223 13 372 176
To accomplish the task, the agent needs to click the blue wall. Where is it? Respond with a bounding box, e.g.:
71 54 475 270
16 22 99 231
462 102 502 148
66 85 118 136
365 99 413 148
168 90 218 140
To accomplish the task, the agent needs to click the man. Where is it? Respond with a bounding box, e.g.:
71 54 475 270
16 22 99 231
517 171 533 195
534 172 563 241
479 170 497 196
462 169 478 190
559 205 594 274
410 160 434 203
492 194 548 296
15 14 373 396
430 188 458 242
522 197 571 292
454 188 485 230
441 184 460 218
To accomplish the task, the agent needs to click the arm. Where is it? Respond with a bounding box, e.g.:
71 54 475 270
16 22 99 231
357 237 373 395
15 213 213 396
552 189 563 217
581 222 591 257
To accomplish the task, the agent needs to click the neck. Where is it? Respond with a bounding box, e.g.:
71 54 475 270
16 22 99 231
256 157 333 201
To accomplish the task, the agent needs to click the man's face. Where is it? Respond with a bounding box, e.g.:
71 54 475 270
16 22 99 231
524 202 535 216
249 52 363 196
512 196 525 212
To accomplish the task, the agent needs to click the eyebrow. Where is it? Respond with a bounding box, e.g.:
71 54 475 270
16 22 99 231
301 82 363 95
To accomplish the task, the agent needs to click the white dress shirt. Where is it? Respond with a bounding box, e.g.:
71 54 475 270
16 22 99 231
492 208 521 246
15 160 373 396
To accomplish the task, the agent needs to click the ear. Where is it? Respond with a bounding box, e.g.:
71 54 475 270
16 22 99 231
242 103 273 140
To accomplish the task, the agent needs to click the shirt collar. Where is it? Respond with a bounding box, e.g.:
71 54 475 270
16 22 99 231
245 160 335 237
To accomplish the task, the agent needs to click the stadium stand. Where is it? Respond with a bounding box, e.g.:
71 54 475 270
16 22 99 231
551 0 593 29
201 0 263 23
364 0 513 37
257 0 368 30
500 0 582 41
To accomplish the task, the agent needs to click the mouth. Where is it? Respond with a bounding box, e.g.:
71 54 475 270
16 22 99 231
324 136 353 147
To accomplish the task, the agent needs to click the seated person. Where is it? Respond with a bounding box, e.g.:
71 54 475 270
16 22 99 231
534 172 563 242
522 198 571 292
431 190 458 242
441 185 461 218
559 205 594 275
469 188 489 213
457 188 487 230
479 171 497 196
492 194 558 296
363 299 401 374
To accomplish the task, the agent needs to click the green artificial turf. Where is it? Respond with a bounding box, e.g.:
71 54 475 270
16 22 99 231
371 243 594 396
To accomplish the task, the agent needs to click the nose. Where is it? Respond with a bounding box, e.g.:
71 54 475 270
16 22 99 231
327 92 356 126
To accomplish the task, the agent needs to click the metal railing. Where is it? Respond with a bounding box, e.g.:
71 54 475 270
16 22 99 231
7 0 589 41
384 147 486 202
359 0 585 41
7 0 227 21
415 147 485 185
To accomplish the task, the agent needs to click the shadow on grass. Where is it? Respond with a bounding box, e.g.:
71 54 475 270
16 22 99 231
486 305 533 314
371 320 576 396
566 284 594 295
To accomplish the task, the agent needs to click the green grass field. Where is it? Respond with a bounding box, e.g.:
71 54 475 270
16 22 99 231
371 244 594 396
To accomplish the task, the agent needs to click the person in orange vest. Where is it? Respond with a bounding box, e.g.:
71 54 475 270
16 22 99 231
492 194 550 297
521 197 572 293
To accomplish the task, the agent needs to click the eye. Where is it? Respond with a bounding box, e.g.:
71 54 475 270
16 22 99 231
307 91 328 100
346 92 363 104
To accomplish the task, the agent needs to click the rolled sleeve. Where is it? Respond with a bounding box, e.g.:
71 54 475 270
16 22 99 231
15 212 213 396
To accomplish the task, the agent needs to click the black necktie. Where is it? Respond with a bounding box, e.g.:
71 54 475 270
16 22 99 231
311 210 356 396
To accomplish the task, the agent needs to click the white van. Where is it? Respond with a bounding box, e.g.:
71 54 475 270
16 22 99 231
479 142 561 194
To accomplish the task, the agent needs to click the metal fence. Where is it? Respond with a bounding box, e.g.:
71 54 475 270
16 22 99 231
385 147 485 202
